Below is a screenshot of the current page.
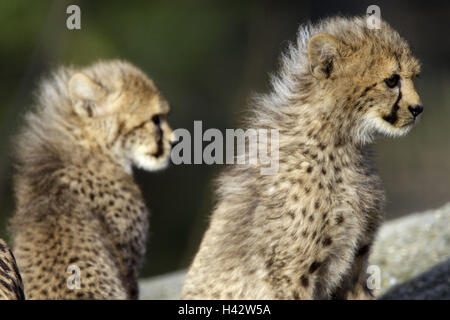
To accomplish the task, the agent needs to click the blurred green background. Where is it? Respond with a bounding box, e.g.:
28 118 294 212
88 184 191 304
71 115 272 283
0 0 449 278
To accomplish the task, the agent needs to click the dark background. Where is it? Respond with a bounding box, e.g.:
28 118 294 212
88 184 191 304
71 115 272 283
0 0 449 277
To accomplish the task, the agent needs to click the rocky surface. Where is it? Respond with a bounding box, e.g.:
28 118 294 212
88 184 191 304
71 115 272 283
139 270 186 300
380 258 450 300
139 202 450 300
369 202 450 297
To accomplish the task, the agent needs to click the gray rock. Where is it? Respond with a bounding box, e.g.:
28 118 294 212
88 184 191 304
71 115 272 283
139 270 186 300
139 202 450 300
369 202 450 296
380 258 450 300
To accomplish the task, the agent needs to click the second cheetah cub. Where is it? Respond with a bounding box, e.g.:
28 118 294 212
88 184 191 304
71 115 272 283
182 16 423 299
10 60 175 299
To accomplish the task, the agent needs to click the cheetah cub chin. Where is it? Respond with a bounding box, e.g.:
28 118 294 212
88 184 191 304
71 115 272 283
182 16 423 300
10 60 175 299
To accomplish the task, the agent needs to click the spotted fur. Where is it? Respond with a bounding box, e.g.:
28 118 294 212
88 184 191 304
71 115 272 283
0 239 24 300
10 60 175 299
182 16 422 300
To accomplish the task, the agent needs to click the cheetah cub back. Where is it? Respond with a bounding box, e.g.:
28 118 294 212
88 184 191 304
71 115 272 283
182 16 423 299
10 60 175 299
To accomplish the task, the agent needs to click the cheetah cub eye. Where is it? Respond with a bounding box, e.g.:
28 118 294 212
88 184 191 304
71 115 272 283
384 74 400 88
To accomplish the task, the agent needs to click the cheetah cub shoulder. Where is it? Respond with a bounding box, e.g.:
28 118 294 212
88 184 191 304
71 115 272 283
182 16 422 299
10 60 175 299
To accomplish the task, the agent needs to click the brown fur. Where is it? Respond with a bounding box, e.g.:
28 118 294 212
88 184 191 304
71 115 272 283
0 239 24 300
10 60 174 299
182 16 422 300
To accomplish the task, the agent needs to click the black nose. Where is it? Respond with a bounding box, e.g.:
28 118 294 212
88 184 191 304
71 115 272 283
408 105 424 118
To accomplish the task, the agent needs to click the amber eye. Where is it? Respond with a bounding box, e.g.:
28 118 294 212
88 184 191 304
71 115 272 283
384 74 400 88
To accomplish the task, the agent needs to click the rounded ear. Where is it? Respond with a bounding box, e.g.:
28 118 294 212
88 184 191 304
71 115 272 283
307 33 348 79
69 73 106 101
68 73 107 117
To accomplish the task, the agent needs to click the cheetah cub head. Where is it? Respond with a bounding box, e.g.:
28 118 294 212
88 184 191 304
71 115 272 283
68 60 175 173
306 17 423 144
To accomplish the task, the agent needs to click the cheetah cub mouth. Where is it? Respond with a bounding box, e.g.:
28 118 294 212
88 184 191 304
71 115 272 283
67 60 176 173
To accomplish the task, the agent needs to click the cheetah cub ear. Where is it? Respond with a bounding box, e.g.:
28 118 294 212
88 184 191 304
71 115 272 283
307 33 349 79
68 73 107 117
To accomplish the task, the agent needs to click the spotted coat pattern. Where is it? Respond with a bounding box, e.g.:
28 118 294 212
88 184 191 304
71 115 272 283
0 239 24 300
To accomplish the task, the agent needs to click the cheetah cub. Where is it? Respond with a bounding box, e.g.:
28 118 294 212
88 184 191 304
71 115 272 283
10 60 175 299
0 239 24 300
182 16 423 299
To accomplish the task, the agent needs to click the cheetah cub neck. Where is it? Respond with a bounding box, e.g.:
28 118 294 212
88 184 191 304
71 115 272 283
182 16 422 300
11 60 174 299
